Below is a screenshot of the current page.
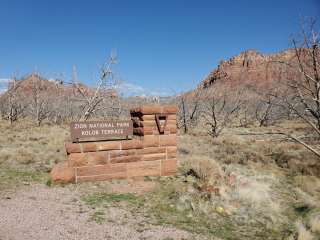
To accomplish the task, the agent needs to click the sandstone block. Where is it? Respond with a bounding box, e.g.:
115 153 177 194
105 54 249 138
68 153 89 167
77 171 127 183
143 135 160 147
140 147 166 154
159 135 177 146
51 162 75 183
76 163 126 177
139 126 158 135
163 106 178 114
142 153 166 161
164 128 176 134
167 114 177 120
161 159 177 176
140 120 157 127
109 149 137 158
166 120 177 126
127 160 161 178
131 105 177 115
167 146 178 158
110 155 142 164
88 152 109 165
68 152 110 167
165 124 177 132
170 128 177 134
121 139 143 150
133 127 155 136
143 126 157 131
81 142 97 152
65 143 81 154
131 106 162 115
144 129 154 135
140 115 155 121
133 127 159 136
96 141 121 151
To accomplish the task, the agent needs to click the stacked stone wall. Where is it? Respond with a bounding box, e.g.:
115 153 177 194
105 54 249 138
51 105 178 183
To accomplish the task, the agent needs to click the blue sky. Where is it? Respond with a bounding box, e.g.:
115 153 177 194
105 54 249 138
0 0 319 95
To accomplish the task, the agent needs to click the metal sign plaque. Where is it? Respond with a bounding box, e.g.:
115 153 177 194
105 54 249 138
70 120 133 143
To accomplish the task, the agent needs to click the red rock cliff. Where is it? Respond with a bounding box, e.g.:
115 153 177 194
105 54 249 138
201 49 298 89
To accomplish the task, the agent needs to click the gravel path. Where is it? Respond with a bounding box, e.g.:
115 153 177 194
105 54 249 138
0 184 203 240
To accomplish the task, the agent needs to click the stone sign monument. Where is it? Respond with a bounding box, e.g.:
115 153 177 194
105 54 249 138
51 105 178 183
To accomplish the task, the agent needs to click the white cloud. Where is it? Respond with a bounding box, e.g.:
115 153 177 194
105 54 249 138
0 78 11 83
0 78 10 93
115 81 171 97
0 88 7 93
150 90 170 97
116 82 145 94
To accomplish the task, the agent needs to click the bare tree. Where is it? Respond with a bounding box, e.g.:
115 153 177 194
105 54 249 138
236 102 255 128
50 77 67 124
201 85 242 138
177 89 202 133
0 77 27 124
275 19 319 132
28 74 54 126
255 97 274 127
72 54 122 121
238 107 250 127
270 17 320 157
0 54 125 125
254 88 286 127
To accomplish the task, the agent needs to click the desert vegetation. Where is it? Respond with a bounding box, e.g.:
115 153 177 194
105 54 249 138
177 19 320 157
0 118 320 239
1 18 320 240
0 55 155 126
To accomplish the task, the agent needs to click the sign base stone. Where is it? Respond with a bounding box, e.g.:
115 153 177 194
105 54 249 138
51 105 178 183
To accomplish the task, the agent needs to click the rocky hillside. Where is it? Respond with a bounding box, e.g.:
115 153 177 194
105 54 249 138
9 74 88 95
4 74 118 98
200 49 298 90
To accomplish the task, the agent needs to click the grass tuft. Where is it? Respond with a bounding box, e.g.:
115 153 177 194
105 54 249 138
82 192 144 207
0 164 48 190
90 210 106 224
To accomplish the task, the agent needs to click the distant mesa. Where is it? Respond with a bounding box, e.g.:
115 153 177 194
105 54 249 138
3 73 117 98
200 49 298 90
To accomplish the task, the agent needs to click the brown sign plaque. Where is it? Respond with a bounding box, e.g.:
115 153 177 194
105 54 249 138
70 120 133 143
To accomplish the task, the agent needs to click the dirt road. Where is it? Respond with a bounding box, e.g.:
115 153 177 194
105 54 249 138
0 184 201 240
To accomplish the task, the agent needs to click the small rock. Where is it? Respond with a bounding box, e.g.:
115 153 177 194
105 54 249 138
216 206 225 214
228 173 237 187
187 213 193 218
187 185 197 194
186 175 196 183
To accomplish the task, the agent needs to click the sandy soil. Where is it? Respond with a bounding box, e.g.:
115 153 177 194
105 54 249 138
0 184 203 240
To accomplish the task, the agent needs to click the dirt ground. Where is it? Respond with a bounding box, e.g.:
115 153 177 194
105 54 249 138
0 184 205 240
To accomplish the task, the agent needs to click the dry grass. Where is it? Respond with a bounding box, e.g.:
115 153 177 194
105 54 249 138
1 119 320 239
294 176 320 199
309 214 320 234
175 129 320 239
0 120 68 170
295 221 315 240
179 123 320 175
0 120 69 189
